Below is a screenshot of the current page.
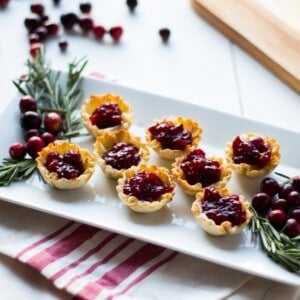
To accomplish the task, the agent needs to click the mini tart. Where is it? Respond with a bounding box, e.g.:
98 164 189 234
225 132 281 177
36 141 96 190
80 93 133 138
172 149 231 196
116 163 175 213
145 116 202 160
93 129 150 179
191 187 252 236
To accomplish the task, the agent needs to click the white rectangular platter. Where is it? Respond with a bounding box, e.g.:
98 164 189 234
0 75 299 286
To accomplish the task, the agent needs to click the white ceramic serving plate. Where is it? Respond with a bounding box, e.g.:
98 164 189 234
0 75 299 286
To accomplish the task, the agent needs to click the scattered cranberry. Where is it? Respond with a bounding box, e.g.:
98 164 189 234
26 136 45 158
20 111 42 130
290 209 300 222
35 26 48 42
24 15 42 33
9 143 27 159
78 16 94 32
126 0 138 12
60 12 79 30
44 22 59 36
92 25 106 39
159 28 170 43
43 112 63 134
29 33 40 44
0 0 9 9
283 218 300 238
24 128 40 141
40 132 55 145
268 209 287 229
29 42 43 59
251 192 272 214
30 3 44 16
19 95 37 113
79 2 92 14
58 39 68 52
278 181 295 199
260 177 280 196
109 26 123 42
287 190 300 207
271 198 288 212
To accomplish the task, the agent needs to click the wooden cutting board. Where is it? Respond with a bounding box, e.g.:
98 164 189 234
191 0 300 93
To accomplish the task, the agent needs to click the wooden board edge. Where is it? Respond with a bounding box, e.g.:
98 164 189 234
191 0 300 93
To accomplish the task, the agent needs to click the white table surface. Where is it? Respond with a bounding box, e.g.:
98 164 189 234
0 0 299 299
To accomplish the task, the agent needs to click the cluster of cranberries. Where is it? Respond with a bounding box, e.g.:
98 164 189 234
251 176 300 238
45 150 84 179
9 95 63 159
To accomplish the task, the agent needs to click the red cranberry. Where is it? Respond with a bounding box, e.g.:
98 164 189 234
30 3 44 16
29 33 40 44
251 192 272 214
0 0 9 8
60 12 79 30
44 22 59 36
58 39 68 52
24 128 40 141
20 111 42 130
34 26 48 42
291 175 300 192
102 142 140 170
159 28 170 43
148 121 192 150
9 143 27 159
79 2 92 14
287 190 300 207
126 0 138 12
268 209 287 229
290 208 300 222
40 132 55 145
19 95 37 113
283 218 300 238
78 16 94 32
29 42 43 59
24 15 42 32
260 177 280 196
278 181 295 199
43 112 63 134
92 25 106 39
109 26 123 42
26 136 45 158
271 198 288 212
123 171 173 201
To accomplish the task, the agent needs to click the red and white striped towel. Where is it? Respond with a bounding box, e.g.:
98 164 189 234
0 200 299 300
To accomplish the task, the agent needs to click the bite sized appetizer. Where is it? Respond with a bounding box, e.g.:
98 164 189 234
36 141 95 189
81 93 133 138
172 148 231 195
116 163 175 213
93 129 150 179
191 187 252 236
225 132 280 177
145 116 202 160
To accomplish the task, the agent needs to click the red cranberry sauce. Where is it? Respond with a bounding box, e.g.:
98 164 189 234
102 142 140 170
201 188 247 226
180 149 221 186
123 171 174 202
232 135 271 168
45 150 84 179
89 102 122 129
148 121 192 150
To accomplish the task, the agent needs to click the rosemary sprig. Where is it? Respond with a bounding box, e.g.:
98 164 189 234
250 207 300 272
0 53 88 186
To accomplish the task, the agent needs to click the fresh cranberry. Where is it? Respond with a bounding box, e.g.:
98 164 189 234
287 190 300 207
58 39 68 52
126 0 138 12
9 143 27 159
148 121 192 150
78 16 94 32
179 149 221 186
43 112 63 134
19 95 37 113
202 187 246 226
260 177 280 196
271 198 288 212
92 25 106 39
26 136 45 158
232 135 271 168
29 33 40 44
123 171 173 201
109 26 123 42
44 22 59 36
79 2 92 14
283 218 300 238
60 12 79 30
34 26 48 42
291 175 300 192
40 132 55 145
30 3 44 16
279 182 295 199
0 0 9 8
89 103 122 129
24 15 42 32
268 209 287 229
102 142 140 170
24 128 40 141
20 111 42 130
29 42 43 59
290 208 300 222
251 192 272 214
159 28 170 43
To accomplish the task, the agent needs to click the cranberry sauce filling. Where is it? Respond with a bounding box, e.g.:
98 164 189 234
180 149 221 186
148 121 192 150
45 150 84 179
123 171 174 202
89 102 122 129
201 188 246 226
102 142 140 170
232 136 271 168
